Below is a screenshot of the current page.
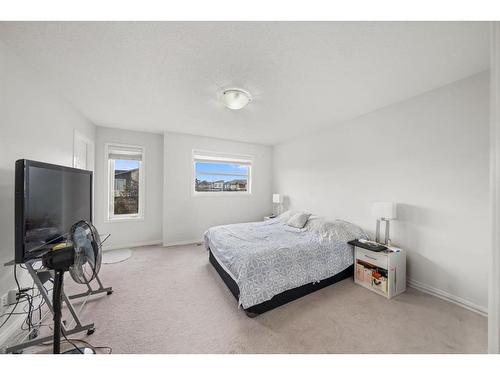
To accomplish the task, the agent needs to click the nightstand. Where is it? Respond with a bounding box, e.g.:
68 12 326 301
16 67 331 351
263 215 276 221
351 242 406 299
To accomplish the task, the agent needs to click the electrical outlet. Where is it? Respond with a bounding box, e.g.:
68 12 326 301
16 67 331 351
7 290 19 305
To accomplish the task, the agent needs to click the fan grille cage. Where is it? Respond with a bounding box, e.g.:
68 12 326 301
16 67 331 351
69 221 102 284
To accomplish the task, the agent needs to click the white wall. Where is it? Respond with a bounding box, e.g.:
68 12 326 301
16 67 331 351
94 126 163 249
489 23 500 353
0 40 96 296
163 132 273 245
273 72 490 312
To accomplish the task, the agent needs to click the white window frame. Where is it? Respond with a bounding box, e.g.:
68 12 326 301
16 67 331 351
105 143 145 221
192 149 253 197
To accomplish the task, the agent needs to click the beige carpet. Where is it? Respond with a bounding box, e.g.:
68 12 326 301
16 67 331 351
57 244 487 354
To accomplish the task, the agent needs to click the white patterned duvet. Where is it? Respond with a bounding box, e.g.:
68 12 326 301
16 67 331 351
204 218 367 309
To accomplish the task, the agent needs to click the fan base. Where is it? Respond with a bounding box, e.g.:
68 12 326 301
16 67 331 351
63 347 96 354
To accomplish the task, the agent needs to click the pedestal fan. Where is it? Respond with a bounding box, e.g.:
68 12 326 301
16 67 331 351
42 220 102 354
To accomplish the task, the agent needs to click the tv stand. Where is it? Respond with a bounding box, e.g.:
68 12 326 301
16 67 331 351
3 258 112 354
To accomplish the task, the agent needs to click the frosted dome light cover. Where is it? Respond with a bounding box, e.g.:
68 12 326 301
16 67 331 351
222 88 252 110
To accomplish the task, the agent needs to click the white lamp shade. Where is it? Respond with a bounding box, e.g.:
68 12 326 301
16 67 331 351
372 202 397 219
272 194 281 204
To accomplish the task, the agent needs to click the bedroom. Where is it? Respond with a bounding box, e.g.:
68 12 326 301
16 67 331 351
1 1 500 372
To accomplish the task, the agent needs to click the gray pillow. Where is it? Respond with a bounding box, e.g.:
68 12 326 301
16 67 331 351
287 212 311 228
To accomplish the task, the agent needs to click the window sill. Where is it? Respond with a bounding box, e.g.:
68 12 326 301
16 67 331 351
192 192 253 198
105 215 144 223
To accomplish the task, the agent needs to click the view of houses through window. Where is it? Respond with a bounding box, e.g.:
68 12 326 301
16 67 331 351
194 161 250 193
107 144 144 219
113 159 140 215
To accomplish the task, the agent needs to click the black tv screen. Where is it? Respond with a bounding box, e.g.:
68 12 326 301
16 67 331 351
15 160 92 263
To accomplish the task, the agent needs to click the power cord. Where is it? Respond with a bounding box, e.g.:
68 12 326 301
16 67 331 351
3 262 112 354
1 264 52 334
61 337 112 354
0 299 20 330
0 265 22 330
69 338 112 354
60 328 84 354
40 329 112 354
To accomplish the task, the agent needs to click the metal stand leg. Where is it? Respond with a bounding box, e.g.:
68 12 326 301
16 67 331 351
4 260 111 354
25 262 54 315
68 274 112 300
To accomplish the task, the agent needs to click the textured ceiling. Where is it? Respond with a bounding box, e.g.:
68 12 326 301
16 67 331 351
0 22 490 145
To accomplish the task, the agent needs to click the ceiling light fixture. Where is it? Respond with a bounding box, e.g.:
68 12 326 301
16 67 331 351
221 88 252 110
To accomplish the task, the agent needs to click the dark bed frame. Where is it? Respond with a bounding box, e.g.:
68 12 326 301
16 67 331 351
208 249 354 317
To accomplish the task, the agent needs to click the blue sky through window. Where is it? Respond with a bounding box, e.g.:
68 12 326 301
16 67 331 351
195 162 248 182
115 159 139 171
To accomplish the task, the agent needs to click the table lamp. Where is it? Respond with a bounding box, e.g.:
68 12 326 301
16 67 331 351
372 202 397 245
272 194 282 216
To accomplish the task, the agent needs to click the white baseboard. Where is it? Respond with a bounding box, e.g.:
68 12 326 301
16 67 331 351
162 239 202 247
407 278 488 317
102 240 162 251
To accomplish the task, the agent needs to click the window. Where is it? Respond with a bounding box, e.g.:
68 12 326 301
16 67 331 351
193 150 252 194
106 144 145 220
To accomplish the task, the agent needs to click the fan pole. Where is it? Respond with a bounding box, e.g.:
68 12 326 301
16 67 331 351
52 269 65 354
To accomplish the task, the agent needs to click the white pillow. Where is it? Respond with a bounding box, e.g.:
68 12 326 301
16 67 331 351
317 219 368 242
287 212 311 228
278 210 299 223
305 215 325 232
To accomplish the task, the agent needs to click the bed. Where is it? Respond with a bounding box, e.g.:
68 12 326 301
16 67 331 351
204 213 368 316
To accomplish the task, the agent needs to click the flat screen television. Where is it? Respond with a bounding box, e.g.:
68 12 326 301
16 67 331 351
15 159 93 264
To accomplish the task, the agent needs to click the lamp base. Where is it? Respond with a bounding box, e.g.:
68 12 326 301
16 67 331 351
384 219 391 245
375 218 392 245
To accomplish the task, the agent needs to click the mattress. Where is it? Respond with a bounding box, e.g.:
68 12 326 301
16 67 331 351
204 217 367 309
209 248 354 315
